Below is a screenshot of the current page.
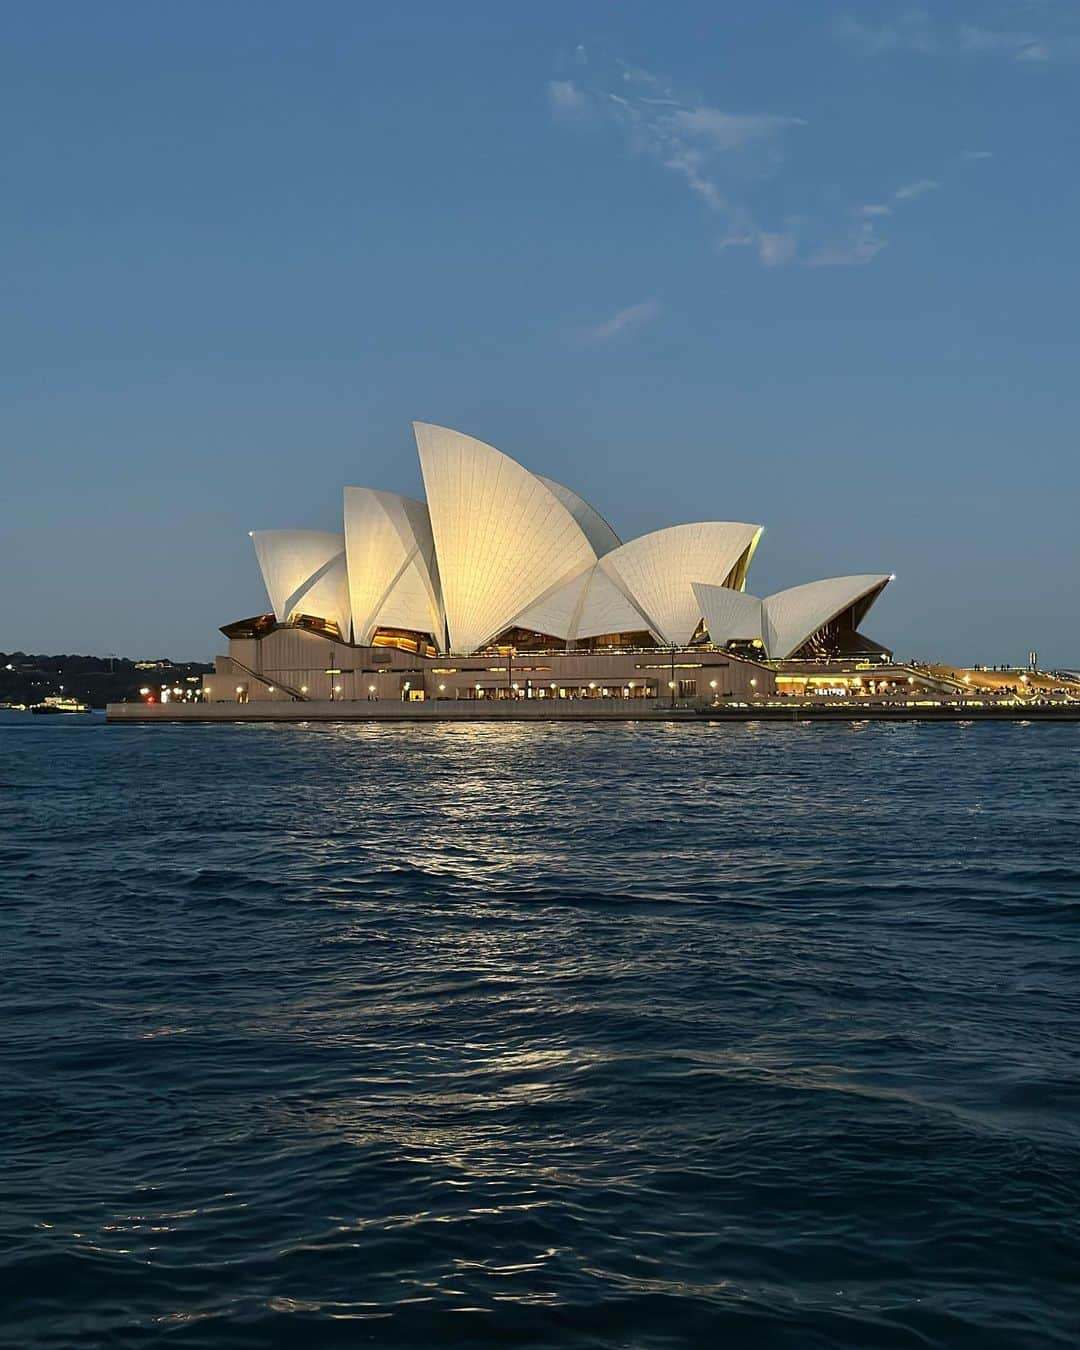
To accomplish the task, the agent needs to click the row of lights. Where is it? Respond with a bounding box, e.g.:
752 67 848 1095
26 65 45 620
141 682 202 704
229 677 738 699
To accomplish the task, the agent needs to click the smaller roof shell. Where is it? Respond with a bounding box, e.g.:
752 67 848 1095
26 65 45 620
691 583 765 648
251 529 348 631
763 574 891 659
599 522 763 646
343 487 443 645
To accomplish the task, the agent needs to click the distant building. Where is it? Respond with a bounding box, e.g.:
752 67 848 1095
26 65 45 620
207 423 892 705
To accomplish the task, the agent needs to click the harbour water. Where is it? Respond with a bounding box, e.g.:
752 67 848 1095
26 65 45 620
2 712 1078 1347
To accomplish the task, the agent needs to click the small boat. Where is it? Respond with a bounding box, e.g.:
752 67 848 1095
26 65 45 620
31 696 91 715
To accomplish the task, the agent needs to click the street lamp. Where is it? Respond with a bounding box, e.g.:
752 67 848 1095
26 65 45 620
326 642 340 701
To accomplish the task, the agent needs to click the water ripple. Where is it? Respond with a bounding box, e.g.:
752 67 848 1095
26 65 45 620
1 714 1078 1347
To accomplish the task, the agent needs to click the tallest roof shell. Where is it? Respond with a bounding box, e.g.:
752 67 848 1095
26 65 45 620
413 422 597 653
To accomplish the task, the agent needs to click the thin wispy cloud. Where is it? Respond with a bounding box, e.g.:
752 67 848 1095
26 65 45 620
810 218 889 269
809 180 940 268
547 79 587 116
549 53 941 271
1016 41 1052 63
835 8 1072 64
548 55 806 267
962 149 994 161
893 178 940 203
581 298 662 343
959 24 1051 62
833 9 937 55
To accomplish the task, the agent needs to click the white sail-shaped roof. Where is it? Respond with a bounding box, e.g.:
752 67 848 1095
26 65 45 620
512 563 654 642
575 567 653 639
536 476 621 557
251 529 347 628
511 566 593 641
294 551 351 640
692 583 765 648
413 422 597 653
763 575 891 659
598 522 763 646
343 488 442 645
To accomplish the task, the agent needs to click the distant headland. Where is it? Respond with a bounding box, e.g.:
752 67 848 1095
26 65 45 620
1 652 211 712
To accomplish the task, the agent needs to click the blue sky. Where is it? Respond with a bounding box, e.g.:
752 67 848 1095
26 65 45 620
3 1 1078 664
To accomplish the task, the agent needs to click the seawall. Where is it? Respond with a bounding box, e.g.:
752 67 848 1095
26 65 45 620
106 700 1080 724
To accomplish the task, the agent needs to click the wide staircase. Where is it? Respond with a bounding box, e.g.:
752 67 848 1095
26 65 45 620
218 656 308 701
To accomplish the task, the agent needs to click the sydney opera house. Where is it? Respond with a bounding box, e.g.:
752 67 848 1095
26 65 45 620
204 423 893 706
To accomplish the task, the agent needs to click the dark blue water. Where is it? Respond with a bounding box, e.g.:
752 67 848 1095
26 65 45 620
2 713 1078 1348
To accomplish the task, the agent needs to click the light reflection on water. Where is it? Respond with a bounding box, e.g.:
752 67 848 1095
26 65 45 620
1 717 1078 1347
